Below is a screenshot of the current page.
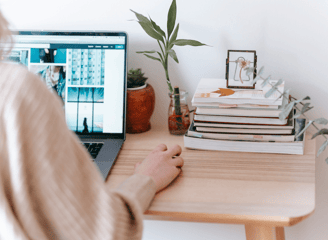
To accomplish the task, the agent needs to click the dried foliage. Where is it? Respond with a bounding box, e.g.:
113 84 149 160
246 66 328 162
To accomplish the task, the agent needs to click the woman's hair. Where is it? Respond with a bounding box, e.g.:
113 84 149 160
0 10 13 58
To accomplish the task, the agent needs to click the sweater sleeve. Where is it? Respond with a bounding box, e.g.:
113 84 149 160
0 64 156 240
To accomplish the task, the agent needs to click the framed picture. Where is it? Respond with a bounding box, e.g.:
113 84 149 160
225 50 257 89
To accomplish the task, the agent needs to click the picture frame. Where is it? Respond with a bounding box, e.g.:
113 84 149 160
225 50 257 89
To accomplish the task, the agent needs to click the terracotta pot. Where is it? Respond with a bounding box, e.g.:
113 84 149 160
126 83 155 133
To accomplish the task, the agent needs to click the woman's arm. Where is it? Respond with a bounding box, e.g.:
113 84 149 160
0 64 183 240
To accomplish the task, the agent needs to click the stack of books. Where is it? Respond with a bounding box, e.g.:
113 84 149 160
184 78 306 154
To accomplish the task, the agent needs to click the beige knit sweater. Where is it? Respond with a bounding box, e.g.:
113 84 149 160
0 63 157 240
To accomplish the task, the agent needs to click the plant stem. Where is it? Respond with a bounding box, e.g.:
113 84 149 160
173 86 183 129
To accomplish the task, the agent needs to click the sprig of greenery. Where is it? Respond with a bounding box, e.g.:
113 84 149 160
246 66 328 163
131 0 207 93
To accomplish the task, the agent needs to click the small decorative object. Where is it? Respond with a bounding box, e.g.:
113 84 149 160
168 87 190 135
126 68 155 133
226 50 257 89
131 0 207 135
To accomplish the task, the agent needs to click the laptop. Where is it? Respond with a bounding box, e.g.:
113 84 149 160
7 31 128 180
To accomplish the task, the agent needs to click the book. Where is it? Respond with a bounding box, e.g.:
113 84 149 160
195 126 293 135
192 102 279 109
191 78 284 106
193 117 294 129
194 114 288 125
184 119 306 155
195 95 288 117
188 122 294 142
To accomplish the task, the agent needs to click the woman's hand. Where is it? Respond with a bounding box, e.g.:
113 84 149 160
134 144 184 193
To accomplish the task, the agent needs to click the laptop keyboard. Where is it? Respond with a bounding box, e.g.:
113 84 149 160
83 142 104 160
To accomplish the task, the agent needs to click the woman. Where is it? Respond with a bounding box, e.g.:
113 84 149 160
0 11 184 240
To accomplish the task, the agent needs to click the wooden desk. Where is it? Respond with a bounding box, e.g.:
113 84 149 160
106 126 316 240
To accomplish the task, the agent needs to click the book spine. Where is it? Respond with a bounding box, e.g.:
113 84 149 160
184 135 304 155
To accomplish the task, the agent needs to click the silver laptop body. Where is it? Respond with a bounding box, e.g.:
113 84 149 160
9 31 128 180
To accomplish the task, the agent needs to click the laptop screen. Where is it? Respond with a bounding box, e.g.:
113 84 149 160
6 31 127 138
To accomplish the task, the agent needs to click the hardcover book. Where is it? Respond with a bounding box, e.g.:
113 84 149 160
195 95 288 117
188 121 294 142
184 119 306 155
194 114 288 125
191 78 285 106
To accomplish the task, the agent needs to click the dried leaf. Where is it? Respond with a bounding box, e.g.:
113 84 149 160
293 103 313 118
274 79 283 87
264 79 283 98
264 87 277 98
251 75 262 84
296 120 313 138
317 140 328 157
279 102 294 120
275 89 289 103
167 0 177 38
314 118 328 125
294 96 311 104
168 49 179 63
261 75 271 87
245 67 254 76
258 66 264 76
311 128 328 139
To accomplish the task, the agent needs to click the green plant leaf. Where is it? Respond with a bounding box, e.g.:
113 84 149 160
150 17 166 38
311 128 328 139
295 120 313 139
157 51 164 62
143 54 161 62
136 50 156 54
169 23 179 48
317 139 328 157
279 102 294 120
258 66 264 75
168 49 179 63
314 118 328 125
173 39 207 46
325 157 328 164
131 10 151 24
167 0 177 38
139 21 164 42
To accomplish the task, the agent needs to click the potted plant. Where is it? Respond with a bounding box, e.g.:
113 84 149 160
126 68 155 133
131 0 207 135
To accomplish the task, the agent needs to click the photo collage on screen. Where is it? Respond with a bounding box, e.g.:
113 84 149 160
5 46 106 134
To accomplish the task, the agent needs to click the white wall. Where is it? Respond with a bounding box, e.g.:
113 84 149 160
1 0 328 239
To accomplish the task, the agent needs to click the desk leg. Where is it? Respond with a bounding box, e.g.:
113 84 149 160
245 225 285 240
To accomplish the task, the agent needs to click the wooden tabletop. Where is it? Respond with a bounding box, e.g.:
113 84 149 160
106 125 316 227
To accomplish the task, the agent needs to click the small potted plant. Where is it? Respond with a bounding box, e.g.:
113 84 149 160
131 0 207 135
126 68 155 133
